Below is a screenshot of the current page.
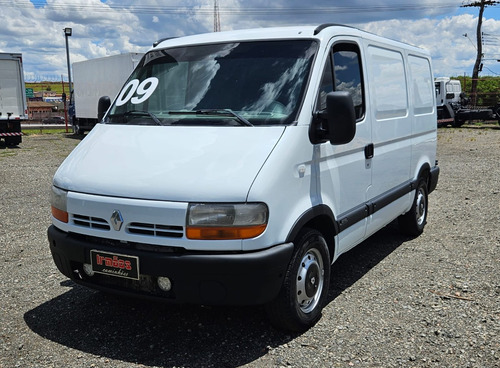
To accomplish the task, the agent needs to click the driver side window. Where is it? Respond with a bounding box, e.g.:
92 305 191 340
316 43 365 121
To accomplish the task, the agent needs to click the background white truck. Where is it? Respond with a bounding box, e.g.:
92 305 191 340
435 77 499 127
0 53 27 146
70 53 143 134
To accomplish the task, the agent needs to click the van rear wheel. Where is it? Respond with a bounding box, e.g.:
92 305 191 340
266 228 330 332
399 178 428 236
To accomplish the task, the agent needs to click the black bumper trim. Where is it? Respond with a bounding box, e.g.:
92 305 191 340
48 225 294 306
429 165 440 194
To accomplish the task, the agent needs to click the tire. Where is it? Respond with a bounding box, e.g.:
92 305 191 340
266 228 330 332
73 124 82 135
72 117 84 135
452 118 465 128
5 136 21 147
399 178 428 236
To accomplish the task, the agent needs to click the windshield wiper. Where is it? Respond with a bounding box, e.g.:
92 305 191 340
168 109 253 127
119 110 165 126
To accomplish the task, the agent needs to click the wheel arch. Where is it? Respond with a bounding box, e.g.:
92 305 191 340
285 204 338 259
415 163 431 189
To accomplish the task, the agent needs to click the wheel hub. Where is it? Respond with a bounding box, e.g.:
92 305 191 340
416 188 427 226
305 264 320 297
296 248 324 313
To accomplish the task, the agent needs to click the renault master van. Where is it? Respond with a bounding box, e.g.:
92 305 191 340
48 24 439 331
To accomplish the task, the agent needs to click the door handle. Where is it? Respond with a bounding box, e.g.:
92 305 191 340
364 143 374 159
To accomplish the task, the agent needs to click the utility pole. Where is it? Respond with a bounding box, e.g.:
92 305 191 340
461 0 499 105
214 0 221 32
63 27 72 133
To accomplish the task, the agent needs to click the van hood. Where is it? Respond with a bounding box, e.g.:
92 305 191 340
54 124 285 202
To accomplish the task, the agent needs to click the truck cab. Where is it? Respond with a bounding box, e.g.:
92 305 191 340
435 77 462 106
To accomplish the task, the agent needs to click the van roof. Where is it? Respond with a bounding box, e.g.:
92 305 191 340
152 25 333 49
151 24 429 55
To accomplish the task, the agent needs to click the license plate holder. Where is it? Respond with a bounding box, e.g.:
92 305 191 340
90 250 140 280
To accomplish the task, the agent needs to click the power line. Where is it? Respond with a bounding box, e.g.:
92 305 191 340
464 33 478 50
0 1 480 16
461 0 500 7
483 65 500 75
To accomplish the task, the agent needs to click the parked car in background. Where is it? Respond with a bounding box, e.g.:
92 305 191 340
42 116 65 124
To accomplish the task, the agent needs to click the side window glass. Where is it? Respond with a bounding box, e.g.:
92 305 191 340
408 55 433 115
332 44 365 120
367 45 407 120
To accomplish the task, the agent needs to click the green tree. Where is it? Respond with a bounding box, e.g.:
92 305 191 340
451 76 500 106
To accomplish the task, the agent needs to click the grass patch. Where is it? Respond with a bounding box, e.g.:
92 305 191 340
0 148 18 161
0 150 17 158
22 129 68 136
25 82 70 95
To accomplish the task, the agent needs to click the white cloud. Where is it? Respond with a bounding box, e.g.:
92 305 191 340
0 0 498 80
361 13 500 76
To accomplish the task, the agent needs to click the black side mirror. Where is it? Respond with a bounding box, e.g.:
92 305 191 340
310 91 356 145
325 91 356 145
97 96 111 122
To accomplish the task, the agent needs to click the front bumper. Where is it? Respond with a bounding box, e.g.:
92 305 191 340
48 225 294 305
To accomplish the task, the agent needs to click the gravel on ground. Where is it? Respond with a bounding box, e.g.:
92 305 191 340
1 127 499 368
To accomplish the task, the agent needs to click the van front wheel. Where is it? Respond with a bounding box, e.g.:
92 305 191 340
266 228 330 332
399 178 428 236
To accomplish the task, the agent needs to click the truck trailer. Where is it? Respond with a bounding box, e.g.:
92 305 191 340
0 53 27 146
70 53 143 134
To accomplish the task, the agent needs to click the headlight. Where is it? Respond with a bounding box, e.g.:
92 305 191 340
186 203 268 240
50 186 68 223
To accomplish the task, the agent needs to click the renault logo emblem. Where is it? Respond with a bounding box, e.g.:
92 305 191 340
110 210 124 231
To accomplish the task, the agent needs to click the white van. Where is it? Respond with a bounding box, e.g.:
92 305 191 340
48 24 439 331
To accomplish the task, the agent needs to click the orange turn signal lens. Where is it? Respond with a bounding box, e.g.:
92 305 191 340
51 206 69 223
186 224 267 240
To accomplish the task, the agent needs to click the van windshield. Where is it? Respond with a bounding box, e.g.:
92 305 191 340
105 40 317 126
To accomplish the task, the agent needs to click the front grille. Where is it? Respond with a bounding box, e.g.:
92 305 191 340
72 214 110 230
127 222 183 238
70 233 185 253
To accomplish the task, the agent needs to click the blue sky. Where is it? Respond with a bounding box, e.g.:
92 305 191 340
0 0 499 81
